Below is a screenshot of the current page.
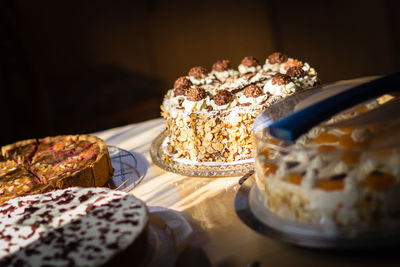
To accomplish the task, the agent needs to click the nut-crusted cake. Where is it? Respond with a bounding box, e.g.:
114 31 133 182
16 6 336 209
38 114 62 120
161 52 319 162
0 187 148 266
0 135 113 203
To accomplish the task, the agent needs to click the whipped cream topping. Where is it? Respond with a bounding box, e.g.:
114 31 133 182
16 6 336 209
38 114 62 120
163 53 319 117
189 75 215 85
263 79 298 96
211 69 239 82
264 58 318 89
238 64 262 74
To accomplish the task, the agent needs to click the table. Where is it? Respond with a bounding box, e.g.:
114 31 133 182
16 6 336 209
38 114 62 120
94 118 400 267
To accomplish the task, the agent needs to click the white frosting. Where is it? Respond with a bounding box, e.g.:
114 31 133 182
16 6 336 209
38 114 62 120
182 97 209 113
263 58 318 89
237 91 269 105
212 69 239 82
189 75 214 85
351 128 371 142
238 64 261 74
263 62 280 72
263 79 298 96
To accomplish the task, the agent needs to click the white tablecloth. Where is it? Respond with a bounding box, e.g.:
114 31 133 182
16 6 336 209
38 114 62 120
93 118 399 267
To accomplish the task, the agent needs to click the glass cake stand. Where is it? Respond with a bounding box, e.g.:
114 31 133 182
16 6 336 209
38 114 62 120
150 131 254 177
106 146 144 191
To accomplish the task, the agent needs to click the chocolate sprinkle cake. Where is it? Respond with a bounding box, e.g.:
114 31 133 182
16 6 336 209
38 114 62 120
0 187 148 266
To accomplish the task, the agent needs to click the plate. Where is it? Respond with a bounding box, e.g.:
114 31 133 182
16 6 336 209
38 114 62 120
141 207 193 267
106 146 144 191
234 176 400 250
150 131 254 177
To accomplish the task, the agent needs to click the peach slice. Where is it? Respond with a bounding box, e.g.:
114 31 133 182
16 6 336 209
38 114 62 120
286 173 303 185
263 162 278 176
341 150 360 165
339 134 366 149
364 172 395 191
316 179 344 191
314 132 339 144
317 145 337 153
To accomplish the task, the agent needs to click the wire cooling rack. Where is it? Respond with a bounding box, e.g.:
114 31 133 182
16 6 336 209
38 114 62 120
106 146 144 192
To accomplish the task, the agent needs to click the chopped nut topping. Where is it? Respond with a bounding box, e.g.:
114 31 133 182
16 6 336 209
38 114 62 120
241 56 259 67
212 59 230 72
186 86 207 101
286 66 306 78
267 52 287 64
244 84 263 98
214 90 233 106
188 66 208 80
271 73 292 85
284 59 303 70
173 76 192 96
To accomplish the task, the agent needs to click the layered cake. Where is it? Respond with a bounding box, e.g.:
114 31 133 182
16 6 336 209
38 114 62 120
0 187 148 266
255 97 400 228
0 135 113 203
161 52 319 162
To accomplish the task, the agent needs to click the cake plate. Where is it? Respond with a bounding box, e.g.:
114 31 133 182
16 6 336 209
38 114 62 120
150 131 254 177
234 175 400 250
106 146 144 192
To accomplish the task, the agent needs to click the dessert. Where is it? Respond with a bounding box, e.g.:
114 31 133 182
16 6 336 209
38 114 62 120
161 52 319 162
1 135 113 203
254 96 400 229
0 187 148 266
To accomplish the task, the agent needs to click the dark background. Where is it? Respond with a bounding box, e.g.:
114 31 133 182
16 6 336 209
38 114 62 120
1 0 399 146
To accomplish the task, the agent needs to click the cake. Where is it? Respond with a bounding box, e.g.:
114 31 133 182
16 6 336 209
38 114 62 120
161 52 319 162
0 135 113 203
254 97 400 229
0 187 148 266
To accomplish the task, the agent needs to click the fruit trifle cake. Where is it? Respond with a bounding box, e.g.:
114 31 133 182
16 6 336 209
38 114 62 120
0 135 113 203
0 187 148 266
255 96 400 230
161 52 319 163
